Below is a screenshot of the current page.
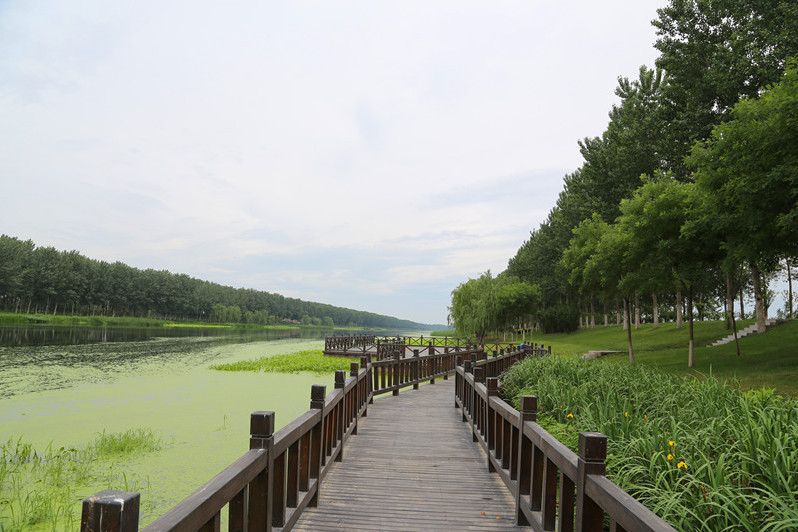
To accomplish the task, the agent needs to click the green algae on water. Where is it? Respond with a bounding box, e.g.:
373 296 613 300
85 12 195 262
210 349 354 375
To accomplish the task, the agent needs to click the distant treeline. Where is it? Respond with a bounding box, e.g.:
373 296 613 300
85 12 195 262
0 235 427 329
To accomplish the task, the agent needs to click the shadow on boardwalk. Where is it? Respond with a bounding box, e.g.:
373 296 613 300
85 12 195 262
293 379 528 531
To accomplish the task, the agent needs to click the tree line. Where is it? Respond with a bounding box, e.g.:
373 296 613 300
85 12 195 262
451 0 798 364
0 235 427 329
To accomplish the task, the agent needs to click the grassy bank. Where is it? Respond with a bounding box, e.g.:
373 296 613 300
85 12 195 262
515 319 798 395
0 429 162 531
210 349 353 375
501 356 798 531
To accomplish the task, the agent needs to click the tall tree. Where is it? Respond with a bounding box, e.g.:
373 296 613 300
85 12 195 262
689 60 798 332
653 0 798 179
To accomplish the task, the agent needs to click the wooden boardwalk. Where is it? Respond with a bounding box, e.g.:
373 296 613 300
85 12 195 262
293 379 528 531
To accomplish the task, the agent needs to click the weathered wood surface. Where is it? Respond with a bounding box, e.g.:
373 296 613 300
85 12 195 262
293 379 528 531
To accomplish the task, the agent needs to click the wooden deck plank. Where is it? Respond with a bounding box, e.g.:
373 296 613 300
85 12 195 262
293 380 528 531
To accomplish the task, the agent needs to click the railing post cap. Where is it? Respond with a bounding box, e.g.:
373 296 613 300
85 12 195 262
520 395 537 411
250 411 275 437
81 490 140 532
578 432 607 461
350 361 359 376
335 370 346 387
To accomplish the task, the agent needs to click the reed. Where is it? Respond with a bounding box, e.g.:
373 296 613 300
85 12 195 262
0 429 162 531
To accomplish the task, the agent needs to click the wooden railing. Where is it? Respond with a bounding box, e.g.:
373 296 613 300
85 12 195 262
323 334 377 352
80 348 470 531
455 348 676 532
81 344 674 532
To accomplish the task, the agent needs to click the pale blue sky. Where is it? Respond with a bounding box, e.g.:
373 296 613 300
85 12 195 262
1 1 667 324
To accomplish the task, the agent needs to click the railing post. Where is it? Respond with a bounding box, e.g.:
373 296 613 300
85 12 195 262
350 362 360 435
413 350 420 389
81 490 140 532
576 432 607 531
309 384 325 509
360 356 369 416
515 396 536 526
486 377 499 472
249 411 275 531
335 370 346 462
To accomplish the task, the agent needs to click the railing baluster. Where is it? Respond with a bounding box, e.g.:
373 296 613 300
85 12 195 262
228 487 247 532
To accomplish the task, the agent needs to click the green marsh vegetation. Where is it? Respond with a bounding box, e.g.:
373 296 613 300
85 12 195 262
210 349 354 375
502 356 798 531
0 429 162 531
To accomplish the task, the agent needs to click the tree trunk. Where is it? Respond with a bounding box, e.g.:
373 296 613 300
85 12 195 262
622 302 628 330
590 298 595 329
624 296 634 364
726 273 734 330
751 262 767 333
731 299 741 357
652 293 659 329
634 291 640 329
788 259 794 320
688 286 695 368
616 304 622 326
676 289 683 328
740 287 745 319
603 301 608 327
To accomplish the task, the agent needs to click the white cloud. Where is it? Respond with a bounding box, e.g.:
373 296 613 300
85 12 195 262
0 0 667 323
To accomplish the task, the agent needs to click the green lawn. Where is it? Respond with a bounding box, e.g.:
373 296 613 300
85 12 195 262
523 319 798 396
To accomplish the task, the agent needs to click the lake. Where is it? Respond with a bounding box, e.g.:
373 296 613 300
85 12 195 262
0 326 361 527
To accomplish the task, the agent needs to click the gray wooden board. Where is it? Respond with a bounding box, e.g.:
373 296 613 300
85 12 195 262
292 380 529 531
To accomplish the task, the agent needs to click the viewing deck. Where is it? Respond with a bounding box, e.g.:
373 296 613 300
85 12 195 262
293 379 525 531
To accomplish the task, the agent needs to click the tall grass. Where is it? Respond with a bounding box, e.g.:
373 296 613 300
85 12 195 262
501 356 798 531
210 349 353 375
0 429 162 531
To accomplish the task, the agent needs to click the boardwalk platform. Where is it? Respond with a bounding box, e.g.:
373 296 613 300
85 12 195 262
293 379 528 531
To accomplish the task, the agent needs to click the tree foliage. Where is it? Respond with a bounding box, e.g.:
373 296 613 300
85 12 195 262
0 235 427 329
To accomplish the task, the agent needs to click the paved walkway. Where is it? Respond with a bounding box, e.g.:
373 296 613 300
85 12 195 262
293 379 528 531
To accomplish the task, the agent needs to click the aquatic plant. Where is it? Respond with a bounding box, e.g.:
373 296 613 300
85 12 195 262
210 349 353 375
0 429 162 531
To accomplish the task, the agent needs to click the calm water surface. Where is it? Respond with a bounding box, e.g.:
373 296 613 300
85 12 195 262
0 326 364 525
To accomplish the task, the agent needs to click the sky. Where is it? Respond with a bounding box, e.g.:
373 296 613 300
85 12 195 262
0 1 669 325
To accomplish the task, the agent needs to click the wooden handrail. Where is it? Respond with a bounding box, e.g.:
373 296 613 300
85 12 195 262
455 348 676 531
82 358 373 531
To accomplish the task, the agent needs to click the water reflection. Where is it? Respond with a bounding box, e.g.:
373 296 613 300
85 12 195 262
0 325 334 347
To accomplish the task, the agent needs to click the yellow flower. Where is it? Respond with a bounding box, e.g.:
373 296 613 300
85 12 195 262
624 412 628 417
677 461 688 469
667 454 674 460
669 440 675 447
566 413 574 419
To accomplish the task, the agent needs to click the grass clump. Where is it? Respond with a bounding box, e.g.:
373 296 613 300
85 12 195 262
210 349 353 375
501 355 798 531
0 429 162 531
